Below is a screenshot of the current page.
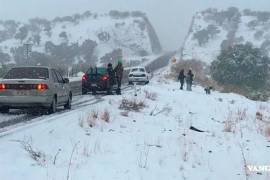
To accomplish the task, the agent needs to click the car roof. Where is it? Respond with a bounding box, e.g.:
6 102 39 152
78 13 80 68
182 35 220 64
11 66 51 70
131 67 145 69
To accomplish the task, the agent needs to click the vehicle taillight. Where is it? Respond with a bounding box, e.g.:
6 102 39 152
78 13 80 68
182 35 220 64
0 83 6 90
82 74 88 81
101 75 108 81
36 83 48 91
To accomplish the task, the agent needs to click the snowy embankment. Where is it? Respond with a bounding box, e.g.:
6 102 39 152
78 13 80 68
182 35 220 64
0 77 270 180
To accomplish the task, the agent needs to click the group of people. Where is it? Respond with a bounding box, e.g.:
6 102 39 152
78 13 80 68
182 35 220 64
106 60 124 95
178 69 194 91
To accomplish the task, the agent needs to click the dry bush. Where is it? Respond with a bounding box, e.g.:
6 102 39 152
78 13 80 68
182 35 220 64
264 126 270 137
170 59 218 88
224 120 234 132
236 108 248 122
120 111 129 117
87 110 99 127
119 98 146 112
19 139 46 166
79 110 111 128
144 90 157 101
256 112 263 121
224 111 235 133
100 109 110 123
78 115 84 128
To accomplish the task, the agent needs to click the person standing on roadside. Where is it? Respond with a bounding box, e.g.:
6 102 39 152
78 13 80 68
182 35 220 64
178 69 186 90
107 63 115 95
114 60 124 95
186 69 194 91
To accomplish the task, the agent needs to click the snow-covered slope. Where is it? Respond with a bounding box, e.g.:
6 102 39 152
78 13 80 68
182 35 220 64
0 11 162 66
179 8 270 64
0 77 269 180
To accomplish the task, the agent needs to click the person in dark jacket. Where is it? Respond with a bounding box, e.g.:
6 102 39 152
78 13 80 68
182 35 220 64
107 63 115 95
178 69 186 90
114 60 124 95
186 69 194 91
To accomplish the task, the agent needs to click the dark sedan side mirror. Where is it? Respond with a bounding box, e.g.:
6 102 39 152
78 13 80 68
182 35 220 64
63 78 69 84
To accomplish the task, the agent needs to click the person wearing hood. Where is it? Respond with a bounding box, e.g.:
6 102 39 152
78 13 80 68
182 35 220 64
107 63 115 95
114 60 124 95
178 69 186 90
186 69 194 91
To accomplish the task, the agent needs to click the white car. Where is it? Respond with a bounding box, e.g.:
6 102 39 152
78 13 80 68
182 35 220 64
128 67 150 85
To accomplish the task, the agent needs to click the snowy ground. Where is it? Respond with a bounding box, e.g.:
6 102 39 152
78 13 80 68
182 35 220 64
0 77 270 180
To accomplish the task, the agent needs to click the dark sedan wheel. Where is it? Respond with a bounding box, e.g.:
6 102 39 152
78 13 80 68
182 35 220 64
0 107 9 114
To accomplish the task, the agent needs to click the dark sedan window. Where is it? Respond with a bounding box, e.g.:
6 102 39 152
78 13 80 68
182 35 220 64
87 67 107 75
4 67 49 79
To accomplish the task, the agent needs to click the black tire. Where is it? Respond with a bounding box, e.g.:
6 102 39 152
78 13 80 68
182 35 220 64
48 97 57 114
92 90 97 95
64 94 72 110
82 87 87 95
128 81 133 85
0 107 9 114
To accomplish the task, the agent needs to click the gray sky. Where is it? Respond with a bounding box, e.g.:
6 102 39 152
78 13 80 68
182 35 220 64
1 0 270 51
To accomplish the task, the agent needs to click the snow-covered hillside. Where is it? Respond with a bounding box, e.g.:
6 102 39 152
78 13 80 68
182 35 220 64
0 10 161 66
179 8 270 64
1 76 270 180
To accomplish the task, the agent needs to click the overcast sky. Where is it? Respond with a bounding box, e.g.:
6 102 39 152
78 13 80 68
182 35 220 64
1 0 270 51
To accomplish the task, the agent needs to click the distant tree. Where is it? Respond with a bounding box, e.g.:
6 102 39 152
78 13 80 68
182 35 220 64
82 11 92 18
207 24 220 38
80 39 97 63
0 52 11 64
261 40 270 51
247 20 259 30
211 43 270 89
100 49 123 65
98 32 110 42
257 12 270 23
193 29 210 46
33 34 41 45
15 26 28 42
254 30 264 40
109 10 130 19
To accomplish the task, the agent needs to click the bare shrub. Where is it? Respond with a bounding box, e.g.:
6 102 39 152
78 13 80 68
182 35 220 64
264 126 270 137
100 109 110 123
78 115 84 128
144 90 157 101
224 111 235 133
19 139 46 166
120 111 129 117
224 120 234 132
236 108 248 122
256 112 263 121
87 110 99 127
119 98 146 112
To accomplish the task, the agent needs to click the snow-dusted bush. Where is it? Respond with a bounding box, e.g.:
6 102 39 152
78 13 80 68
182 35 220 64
144 90 157 101
211 43 270 100
100 109 110 123
119 98 146 112
19 138 46 166
79 109 111 128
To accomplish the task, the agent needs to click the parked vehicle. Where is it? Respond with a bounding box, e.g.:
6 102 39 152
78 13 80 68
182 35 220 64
128 67 150 84
0 66 72 114
82 67 116 95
